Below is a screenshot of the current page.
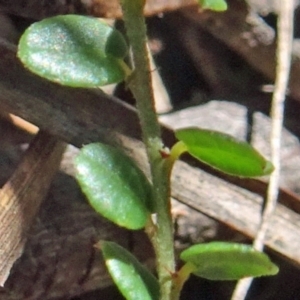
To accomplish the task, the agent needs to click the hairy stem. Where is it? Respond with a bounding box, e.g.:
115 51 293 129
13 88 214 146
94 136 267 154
119 0 176 298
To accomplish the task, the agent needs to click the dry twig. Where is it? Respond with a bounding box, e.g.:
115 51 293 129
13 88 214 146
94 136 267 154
231 1 294 299
0 131 66 285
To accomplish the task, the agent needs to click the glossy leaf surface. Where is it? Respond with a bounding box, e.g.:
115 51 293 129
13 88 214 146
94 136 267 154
198 0 227 11
18 15 129 87
75 143 152 230
100 241 159 300
175 127 274 177
180 242 279 280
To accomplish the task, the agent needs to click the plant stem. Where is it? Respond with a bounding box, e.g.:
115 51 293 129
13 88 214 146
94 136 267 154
119 0 176 299
170 262 196 300
121 0 160 145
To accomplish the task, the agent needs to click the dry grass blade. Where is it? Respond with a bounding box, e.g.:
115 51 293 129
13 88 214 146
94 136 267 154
231 1 294 299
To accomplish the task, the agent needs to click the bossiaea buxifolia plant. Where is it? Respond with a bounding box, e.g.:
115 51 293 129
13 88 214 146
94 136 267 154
17 1 278 299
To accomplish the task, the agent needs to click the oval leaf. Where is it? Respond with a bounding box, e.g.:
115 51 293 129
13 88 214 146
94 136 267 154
175 127 274 177
75 143 152 230
18 15 129 87
198 0 227 11
180 242 279 280
100 241 159 300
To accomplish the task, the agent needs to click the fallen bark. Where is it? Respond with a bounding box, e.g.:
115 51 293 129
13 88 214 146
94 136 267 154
0 132 66 286
0 40 300 266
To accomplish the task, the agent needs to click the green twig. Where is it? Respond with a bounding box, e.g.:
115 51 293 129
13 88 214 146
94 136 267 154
119 0 176 298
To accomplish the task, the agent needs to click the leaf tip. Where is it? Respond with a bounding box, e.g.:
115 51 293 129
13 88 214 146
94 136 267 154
269 263 279 276
263 160 275 175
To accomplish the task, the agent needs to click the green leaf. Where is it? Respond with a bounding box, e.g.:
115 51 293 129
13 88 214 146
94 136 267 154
175 127 274 177
18 15 130 87
100 241 159 300
75 143 153 230
180 242 279 280
198 0 228 11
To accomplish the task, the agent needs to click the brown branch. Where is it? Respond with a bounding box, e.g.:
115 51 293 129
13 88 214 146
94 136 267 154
0 131 66 285
0 39 300 257
0 38 300 298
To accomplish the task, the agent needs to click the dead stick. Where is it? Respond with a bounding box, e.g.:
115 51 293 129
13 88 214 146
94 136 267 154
1 40 300 267
0 39 299 220
231 0 294 299
0 131 66 285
